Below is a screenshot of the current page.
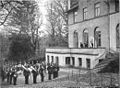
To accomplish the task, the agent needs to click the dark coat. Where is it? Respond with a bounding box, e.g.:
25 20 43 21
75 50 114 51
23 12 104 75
47 66 53 74
23 69 30 77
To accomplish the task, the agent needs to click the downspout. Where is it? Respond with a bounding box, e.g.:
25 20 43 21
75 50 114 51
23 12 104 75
107 0 110 53
104 0 110 52
118 0 120 88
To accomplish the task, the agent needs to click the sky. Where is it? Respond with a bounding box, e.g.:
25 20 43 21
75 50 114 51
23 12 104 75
36 0 50 35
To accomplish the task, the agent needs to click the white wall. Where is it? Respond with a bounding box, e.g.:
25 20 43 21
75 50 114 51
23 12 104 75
110 13 119 51
68 16 109 49
46 48 106 69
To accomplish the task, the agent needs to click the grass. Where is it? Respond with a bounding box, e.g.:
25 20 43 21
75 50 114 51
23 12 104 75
54 71 119 87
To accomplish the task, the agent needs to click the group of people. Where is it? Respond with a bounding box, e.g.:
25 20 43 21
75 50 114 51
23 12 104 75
80 42 93 48
1 64 20 85
1 62 60 85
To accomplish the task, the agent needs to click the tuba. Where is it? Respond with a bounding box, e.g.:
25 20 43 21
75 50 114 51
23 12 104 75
21 65 29 71
30 65 37 72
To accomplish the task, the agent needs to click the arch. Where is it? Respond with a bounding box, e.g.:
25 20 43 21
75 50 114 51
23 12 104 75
73 30 78 47
83 29 89 47
116 24 120 48
94 27 101 48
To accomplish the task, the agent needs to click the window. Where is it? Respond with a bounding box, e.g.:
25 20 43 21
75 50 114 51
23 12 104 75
66 57 70 65
116 24 120 48
51 56 54 63
72 57 75 66
115 0 119 12
73 31 78 47
94 27 101 47
73 9 78 23
95 3 100 17
83 29 89 47
83 7 88 20
47 55 49 63
56 56 59 65
78 58 82 66
86 58 90 69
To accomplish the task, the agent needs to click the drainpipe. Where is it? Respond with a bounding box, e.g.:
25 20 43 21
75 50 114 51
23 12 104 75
107 0 110 53
118 0 120 88
118 38 120 88
104 0 110 52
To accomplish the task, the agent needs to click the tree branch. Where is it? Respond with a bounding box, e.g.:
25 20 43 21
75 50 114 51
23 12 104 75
0 7 13 26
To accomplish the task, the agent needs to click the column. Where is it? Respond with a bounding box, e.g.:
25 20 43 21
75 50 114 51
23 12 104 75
70 57 73 65
82 58 86 68
75 57 79 67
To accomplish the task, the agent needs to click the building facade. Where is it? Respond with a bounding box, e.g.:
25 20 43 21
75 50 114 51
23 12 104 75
46 0 119 69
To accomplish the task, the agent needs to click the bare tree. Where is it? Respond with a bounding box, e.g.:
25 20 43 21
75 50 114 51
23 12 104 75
45 0 68 47
9 0 43 55
0 0 25 26
0 0 43 56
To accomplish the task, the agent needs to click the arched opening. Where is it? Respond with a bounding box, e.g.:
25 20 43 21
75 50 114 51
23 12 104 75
73 30 78 47
94 27 101 48
116 24 120 48
83 29 89 48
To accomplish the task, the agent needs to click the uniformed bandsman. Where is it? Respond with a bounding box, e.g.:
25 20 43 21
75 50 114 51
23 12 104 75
53 63 59 78
47 63 53 80
12 67 18 85
9 66 14 84
39 65 44 82
23 65 30 84
6 68 10 83
32 65 38 84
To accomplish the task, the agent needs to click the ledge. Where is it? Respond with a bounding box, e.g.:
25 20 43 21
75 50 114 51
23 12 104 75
66 5 78 13
46 48 106 56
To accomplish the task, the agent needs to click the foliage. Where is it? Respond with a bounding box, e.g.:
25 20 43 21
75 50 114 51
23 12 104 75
8 0 42 53
0 0 42 54
0 33 9 60
0 0 23 26
8 33 34 62
0 0 44 62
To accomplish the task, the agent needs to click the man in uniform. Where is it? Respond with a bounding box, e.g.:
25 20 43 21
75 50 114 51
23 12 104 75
9 66 14 84
47 63 53 80
1 67 5 82
32 65 38 84
54 63 59 78
23 65 30 84
39 65 44 82
12 67 18 85
53 63 59 79
6 67 10 83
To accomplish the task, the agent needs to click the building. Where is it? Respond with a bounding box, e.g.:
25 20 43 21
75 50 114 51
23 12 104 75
46 0 119 69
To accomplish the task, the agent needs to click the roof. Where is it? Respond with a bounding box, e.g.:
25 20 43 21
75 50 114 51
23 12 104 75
66 5 78 13
28 55 45 61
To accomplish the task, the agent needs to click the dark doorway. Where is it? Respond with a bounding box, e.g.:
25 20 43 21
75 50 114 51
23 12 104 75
78 58 82 67
86 58 91 69
65 57 70 65
56 56 59 65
